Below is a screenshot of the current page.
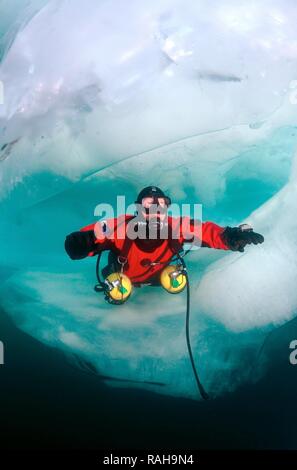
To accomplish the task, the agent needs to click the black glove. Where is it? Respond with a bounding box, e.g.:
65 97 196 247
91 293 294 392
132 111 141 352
65 230 96 260
222 224 264 252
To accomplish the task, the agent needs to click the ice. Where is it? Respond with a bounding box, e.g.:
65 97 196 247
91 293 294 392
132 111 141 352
0 0 297 399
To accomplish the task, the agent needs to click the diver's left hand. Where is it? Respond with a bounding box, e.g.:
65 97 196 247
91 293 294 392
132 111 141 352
222 224 264 252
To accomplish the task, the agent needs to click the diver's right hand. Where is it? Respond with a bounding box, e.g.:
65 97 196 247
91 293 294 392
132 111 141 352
64 230 96 260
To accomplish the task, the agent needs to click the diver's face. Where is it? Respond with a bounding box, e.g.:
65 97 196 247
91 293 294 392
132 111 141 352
141 197 168 222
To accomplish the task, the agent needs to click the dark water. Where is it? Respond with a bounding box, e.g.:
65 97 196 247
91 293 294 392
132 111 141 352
0 307 296 450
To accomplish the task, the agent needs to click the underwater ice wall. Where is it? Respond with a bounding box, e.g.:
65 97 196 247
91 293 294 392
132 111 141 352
0 0 297 399
0 0 49 61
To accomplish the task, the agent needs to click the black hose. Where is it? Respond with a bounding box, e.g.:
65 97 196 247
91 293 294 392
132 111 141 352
179 255 210 400
96 251 209 398
94 252 105 291
95 253 126 304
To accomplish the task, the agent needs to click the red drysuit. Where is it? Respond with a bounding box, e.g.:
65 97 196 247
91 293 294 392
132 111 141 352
80 215 229 284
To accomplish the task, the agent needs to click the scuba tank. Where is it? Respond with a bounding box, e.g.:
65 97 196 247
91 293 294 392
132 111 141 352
160 264 187 294
104 272 133 303
95 254 133 305
97 256 186 304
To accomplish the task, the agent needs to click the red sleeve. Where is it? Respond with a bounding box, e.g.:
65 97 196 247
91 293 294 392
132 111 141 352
79 215 129 257
79 219 115 257
200 221 229 250
178 217 229 250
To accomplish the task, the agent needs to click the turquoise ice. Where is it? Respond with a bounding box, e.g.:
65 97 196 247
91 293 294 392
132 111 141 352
0 0 297 399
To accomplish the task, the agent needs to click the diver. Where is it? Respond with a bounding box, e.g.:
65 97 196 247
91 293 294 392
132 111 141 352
65 185 265 399
64 185 264 303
